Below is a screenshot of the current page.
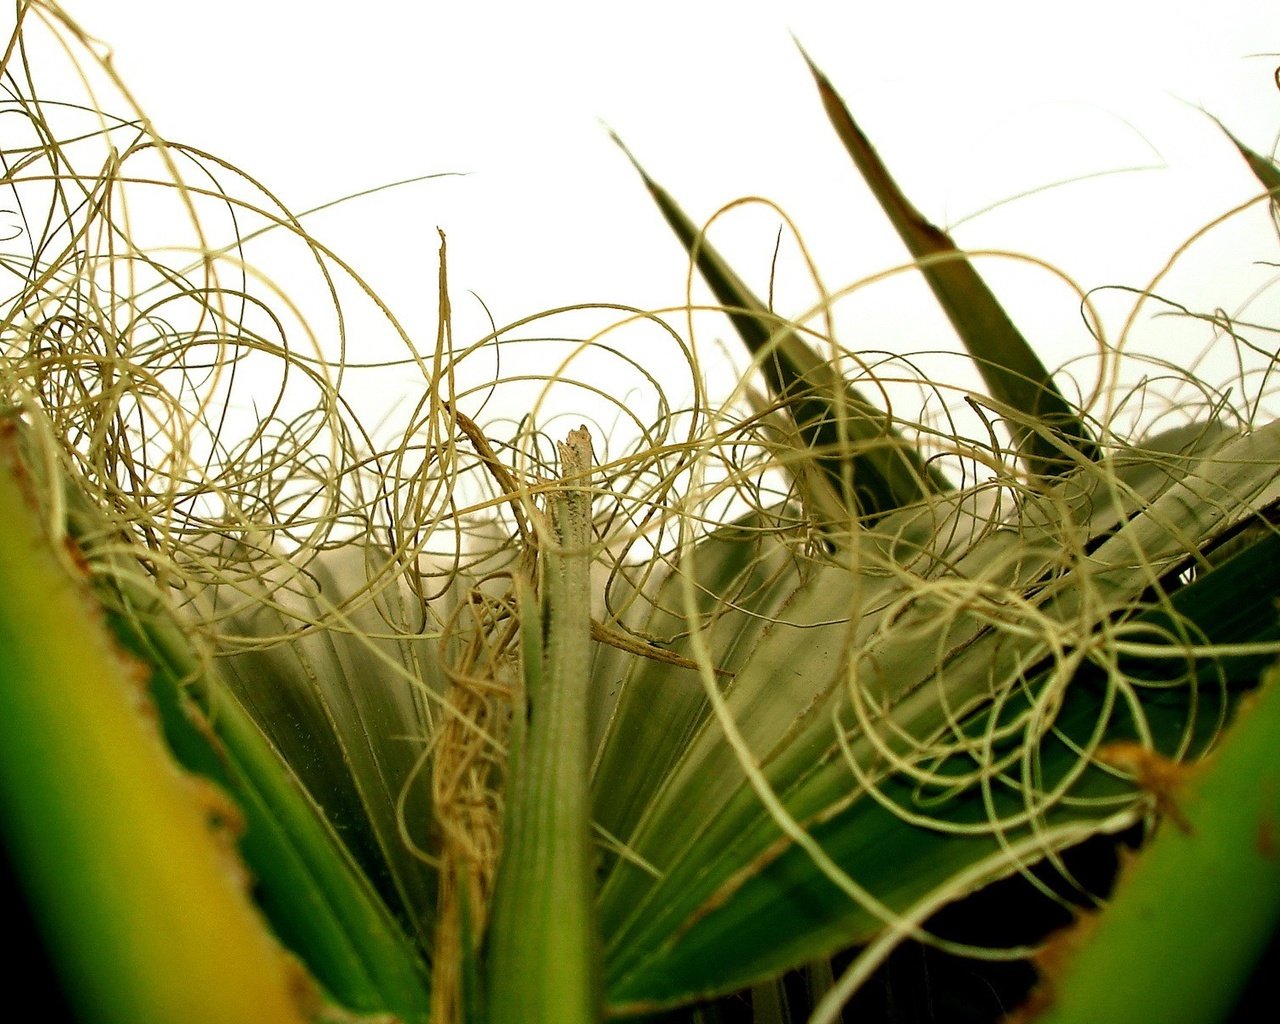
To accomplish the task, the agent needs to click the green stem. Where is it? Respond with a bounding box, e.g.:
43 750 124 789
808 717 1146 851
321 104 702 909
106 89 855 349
486 426 601 1023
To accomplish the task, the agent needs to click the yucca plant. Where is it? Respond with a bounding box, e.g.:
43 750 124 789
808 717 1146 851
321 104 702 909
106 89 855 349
2 5 1278 1023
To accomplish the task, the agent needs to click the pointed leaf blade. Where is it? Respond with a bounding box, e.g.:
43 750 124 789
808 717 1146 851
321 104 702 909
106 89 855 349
618 138 950 522
1220 122 1280 208
802 52 1098 478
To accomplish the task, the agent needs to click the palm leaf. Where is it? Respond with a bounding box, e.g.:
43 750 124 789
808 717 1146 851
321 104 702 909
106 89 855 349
799 49 1099 479
47 436 434 1021
0 423 318 1024
199 541 445 957
1029 658 1280 1024
617 139 950 524
594 420 1280 1010
1219 122 1280 222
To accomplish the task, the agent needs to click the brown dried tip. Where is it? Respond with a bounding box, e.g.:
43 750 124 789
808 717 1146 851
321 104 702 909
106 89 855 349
558 424 595 479
1099 741 1197 834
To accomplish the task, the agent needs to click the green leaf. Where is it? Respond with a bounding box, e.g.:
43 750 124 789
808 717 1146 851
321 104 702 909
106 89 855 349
1218 121 1280 211
0 423 316 1024
596 421 1280 1011
590 507 814 849
51 441 433 1022
203 544 444 957
609 517 1280 1010
1028 657 1280 1024
616 137 950 524
799 49 1098 479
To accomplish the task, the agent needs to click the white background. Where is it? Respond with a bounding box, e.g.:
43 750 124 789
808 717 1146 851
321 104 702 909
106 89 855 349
14 1 1280 443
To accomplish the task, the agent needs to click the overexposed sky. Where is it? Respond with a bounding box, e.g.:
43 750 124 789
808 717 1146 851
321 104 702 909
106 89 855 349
14 1 1280 443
